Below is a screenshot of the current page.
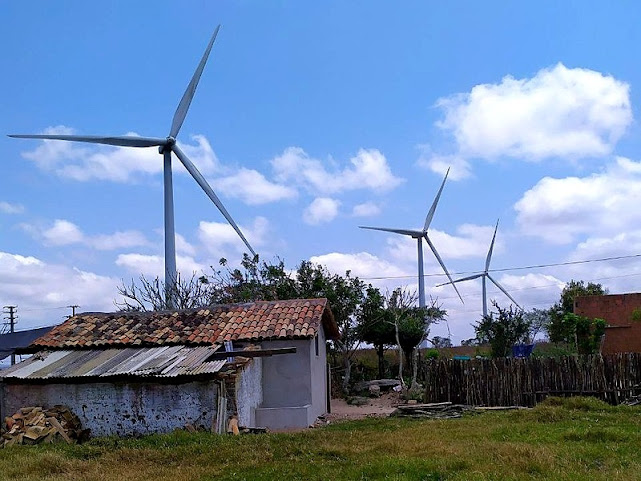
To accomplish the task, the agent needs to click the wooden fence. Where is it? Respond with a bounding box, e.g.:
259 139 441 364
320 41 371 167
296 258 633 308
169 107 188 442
420 353 641 406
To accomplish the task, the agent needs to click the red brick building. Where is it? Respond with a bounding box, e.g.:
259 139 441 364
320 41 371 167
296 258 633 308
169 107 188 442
574 293 641 355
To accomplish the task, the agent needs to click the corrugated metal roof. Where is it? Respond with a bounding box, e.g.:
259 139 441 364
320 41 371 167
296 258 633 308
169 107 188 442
0 345 227 381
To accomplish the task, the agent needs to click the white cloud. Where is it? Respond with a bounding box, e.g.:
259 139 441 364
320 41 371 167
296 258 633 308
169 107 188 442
303 197 340 225
26 219 149 251
352 202 381 218
198 216 269 257
92 231 150 251
415 147 472 181
385 224 499 263
433 63 631 165
115 253 205 278
0 251 120 327
20 126 218 182
214 168 297 205
42 219 84 246
515 157 641 244
272 147 404 194
175 233 196 256
0 202 25 215
310 251 409 279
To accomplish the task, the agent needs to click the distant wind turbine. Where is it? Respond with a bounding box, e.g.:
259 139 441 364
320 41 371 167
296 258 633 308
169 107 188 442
9 25 255 307
360 168 463 308
437 220 521 317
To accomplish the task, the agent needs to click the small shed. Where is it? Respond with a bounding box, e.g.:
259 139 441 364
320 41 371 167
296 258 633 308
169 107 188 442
0 298 338 435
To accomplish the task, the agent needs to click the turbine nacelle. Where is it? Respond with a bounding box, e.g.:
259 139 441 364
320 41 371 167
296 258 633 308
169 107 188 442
9 24 255 307
359 168 463 305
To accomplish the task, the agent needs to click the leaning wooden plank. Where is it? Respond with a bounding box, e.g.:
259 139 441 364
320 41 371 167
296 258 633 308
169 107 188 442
46 417 72 444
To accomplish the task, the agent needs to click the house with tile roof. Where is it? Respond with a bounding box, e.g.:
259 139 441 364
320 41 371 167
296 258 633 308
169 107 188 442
0 298 338 435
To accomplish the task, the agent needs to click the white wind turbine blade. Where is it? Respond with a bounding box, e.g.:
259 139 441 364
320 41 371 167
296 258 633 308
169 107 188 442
359 226 423 237
435 272 483 287
485 219 499 273
8 134 166 148
423 167 450 232
170 25 221 139
172 144 256 256
424 234 463 304
487 273 521 309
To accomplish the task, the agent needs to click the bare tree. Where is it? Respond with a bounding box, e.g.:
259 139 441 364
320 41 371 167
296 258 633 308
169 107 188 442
115 273 214 311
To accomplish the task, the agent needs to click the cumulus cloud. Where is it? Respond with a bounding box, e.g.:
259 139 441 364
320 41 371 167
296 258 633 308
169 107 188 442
436 63 631 160
25 219 149 251
20 126 218 182
423 64 632 181
303 197 340 225
272 147 403 194
415 147 472 181
198 216 269 257
0 251 120 327
515 157 641 244
115 253 205 278
42 220 84 246
0 202 25 215
352 202 381 218
214 168 297 205
385 224 500 263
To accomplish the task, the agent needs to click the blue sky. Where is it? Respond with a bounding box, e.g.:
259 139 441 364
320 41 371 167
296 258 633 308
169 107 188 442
2 1 641 343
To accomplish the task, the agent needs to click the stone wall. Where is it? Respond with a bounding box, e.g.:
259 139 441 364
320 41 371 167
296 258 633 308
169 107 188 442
1 380 218 437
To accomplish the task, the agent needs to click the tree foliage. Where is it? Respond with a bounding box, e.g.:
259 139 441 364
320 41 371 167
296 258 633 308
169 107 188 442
117 256 369 391
559 313 607 354
475 301 530 358
546 280 607 343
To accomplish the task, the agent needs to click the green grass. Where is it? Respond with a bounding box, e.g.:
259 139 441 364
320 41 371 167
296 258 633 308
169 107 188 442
2 397 641 480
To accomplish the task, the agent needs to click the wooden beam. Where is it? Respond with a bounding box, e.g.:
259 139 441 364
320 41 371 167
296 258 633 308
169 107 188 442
206 347 296 361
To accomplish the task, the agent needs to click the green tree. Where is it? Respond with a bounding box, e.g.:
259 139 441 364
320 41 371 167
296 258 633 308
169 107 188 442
559 313 607 354
117 256 370 393
546 280 607 343
385 289 446 387
475 301 530 358
357 287 395 379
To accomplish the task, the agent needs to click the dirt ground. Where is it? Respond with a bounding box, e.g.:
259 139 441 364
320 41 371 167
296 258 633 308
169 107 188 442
325 392 401 422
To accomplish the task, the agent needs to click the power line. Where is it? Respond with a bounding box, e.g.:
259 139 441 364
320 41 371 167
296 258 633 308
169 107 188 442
360 252 641 281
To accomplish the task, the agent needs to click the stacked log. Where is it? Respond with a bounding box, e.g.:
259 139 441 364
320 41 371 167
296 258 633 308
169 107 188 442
391 402 474 419
1 405 88 447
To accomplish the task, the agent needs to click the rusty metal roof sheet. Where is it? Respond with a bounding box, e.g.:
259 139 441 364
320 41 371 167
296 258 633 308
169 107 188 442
0 345 227 381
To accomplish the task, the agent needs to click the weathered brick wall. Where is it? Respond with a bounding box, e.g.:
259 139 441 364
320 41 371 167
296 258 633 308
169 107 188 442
575 293 641 355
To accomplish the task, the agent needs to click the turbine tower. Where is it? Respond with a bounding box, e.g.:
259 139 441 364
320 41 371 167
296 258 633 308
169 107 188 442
360 168 463 308
9 25 255 308
437 220 521 317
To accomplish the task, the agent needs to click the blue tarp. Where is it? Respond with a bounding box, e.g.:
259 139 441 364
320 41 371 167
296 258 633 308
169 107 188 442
512 343 535 358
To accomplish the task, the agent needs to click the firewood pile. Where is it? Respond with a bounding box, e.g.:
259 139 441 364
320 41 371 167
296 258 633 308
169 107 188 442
391 401 475 419
1 405 89 447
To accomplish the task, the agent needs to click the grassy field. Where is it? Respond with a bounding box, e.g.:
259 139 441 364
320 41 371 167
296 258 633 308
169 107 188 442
1 397 641 481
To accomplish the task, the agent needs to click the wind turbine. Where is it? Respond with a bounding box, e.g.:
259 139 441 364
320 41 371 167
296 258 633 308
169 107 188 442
9 25 255 308
437 220 521 317
360 168 463 308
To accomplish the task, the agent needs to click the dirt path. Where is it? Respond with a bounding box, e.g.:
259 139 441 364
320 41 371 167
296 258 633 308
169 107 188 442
326 392 400 422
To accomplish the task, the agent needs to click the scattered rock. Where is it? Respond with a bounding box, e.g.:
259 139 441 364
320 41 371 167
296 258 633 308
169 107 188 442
354 379 401 394
368 385 381 397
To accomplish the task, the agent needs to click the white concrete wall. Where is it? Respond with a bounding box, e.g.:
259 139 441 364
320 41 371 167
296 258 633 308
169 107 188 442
309 327 328 421
254 330 329 429
1 380 218 437
235 357 262 427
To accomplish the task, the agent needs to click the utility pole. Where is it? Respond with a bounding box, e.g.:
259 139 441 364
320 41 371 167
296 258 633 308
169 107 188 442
3 305 18 365
66 305 79 320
